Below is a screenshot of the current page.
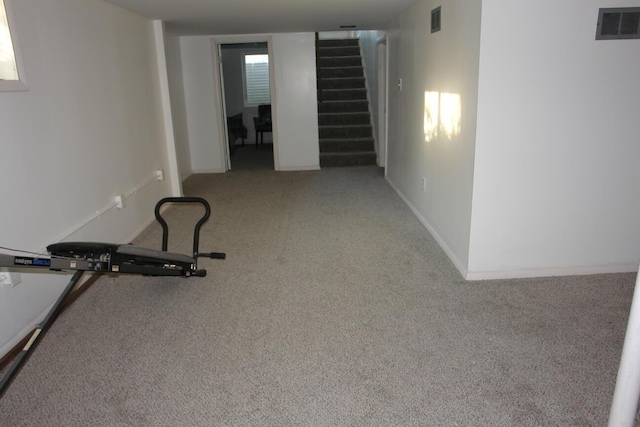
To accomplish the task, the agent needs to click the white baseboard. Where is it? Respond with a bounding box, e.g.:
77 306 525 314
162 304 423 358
277 165 320 171
181 171 193 182
466 263 639 281
385 177 468 279
192 166 320 173
192 168 226 174
385 177 639 282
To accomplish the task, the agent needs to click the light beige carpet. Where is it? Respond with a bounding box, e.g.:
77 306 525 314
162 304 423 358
0 166 636 426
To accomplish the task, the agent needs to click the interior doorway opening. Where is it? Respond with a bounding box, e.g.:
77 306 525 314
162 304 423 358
220 42 274 171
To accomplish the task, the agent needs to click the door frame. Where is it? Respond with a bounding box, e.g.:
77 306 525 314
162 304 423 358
376 35 388 174
210 35 277 171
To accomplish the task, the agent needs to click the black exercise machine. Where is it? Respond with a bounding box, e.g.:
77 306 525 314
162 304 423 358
0 197 225 398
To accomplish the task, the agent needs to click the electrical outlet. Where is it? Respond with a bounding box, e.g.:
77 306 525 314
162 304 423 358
422 177 427 191
156 169 164 181
0 272 22 287
115 195 125 209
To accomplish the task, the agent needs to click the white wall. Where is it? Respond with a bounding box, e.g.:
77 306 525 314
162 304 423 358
180 33 320 173
358 30 384 160
270 33 319 171
386 0 482 274
468 0 640 279
180 36 226 173
164 30 192 181
0 0 172 357
318 31 357 40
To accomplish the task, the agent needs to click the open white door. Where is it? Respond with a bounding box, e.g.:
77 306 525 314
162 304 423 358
215 42 232 171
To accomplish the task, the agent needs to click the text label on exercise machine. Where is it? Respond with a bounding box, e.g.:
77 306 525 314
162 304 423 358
14 257 51 267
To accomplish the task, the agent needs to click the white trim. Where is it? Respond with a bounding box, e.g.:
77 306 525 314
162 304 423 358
277 165 321 172
357 37 378 164
266 38 279 171
211 41 231 171
385 176 468 279
377 40 388 170
191 168 226 174
466 263 639 281
387 177 639 281
153 20 182 196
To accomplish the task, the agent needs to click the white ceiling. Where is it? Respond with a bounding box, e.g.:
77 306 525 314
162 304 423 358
100 0 420 35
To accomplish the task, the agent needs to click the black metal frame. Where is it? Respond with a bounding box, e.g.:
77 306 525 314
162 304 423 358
0 271 84 397
154 197 226 260
0 197 225 398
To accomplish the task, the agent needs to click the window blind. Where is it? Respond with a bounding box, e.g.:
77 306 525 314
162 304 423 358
244 54 270 106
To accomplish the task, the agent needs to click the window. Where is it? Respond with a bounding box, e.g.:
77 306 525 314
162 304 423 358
243 54 270 106
0 0 27 91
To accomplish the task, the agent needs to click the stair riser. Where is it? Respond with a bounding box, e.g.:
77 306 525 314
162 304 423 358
318 47 361 57
320 153 377 167
318 113 370 126
318 101 369 113
319 78 365 90
319 126 372 139
318 39 359 48
319 57 362 68
320 139 374 152
320 89 367 101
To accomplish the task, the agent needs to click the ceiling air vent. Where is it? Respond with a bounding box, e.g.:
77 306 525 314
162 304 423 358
596 7 640 40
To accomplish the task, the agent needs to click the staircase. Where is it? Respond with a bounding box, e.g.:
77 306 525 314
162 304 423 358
316 38 377 167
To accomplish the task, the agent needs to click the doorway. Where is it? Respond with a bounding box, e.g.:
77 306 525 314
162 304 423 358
219 42 274 171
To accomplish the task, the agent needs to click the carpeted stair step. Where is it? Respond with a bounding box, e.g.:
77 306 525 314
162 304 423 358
319 56 362 68
320 151 377 167
318 100 369 113
318 66 364 79
320 88 367 101
320 77 365 90
316 38 376 168
318 112 371 126
319 124 372 139
319 138 374 153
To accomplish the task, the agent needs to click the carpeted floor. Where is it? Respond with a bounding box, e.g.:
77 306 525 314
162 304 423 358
230 142 274 171
0 166 637 426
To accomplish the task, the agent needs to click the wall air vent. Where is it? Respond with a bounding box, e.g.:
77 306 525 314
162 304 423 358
431 6 441 33
596 7 640 40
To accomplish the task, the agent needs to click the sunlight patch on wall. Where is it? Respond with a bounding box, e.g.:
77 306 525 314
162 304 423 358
424 91 462 142
424 91 440 142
